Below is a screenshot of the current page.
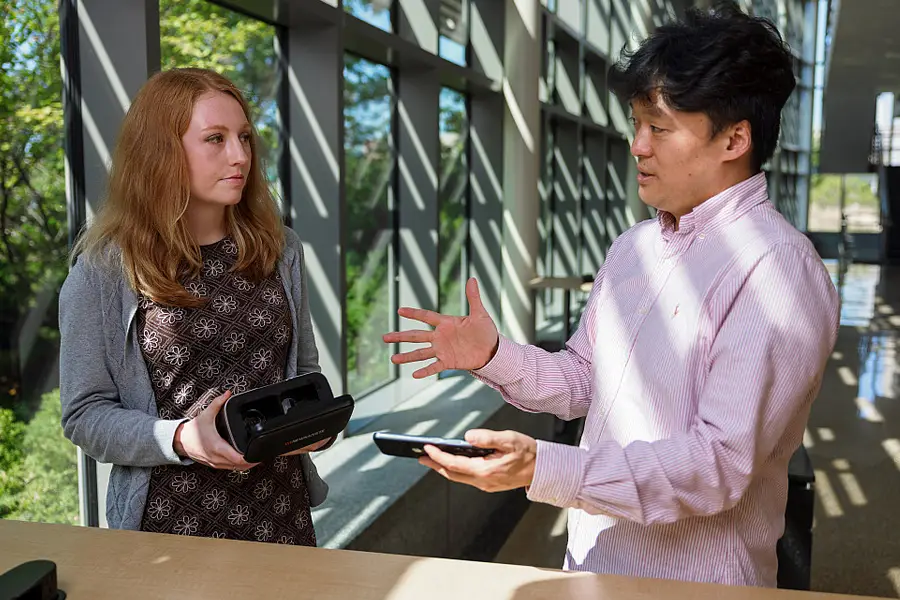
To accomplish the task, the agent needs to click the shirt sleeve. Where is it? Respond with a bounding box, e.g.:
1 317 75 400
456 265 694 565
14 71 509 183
525 245 840 523
59 260 190 467
471 265 606 421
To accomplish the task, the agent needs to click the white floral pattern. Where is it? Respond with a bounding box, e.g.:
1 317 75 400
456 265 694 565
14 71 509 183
255 520 274 542
152 369 174 390
262 288 283 305
192 317 219 340
173 514 199 535
274 494 291 516
254 479 274 501
157 307 185 325
141 330 162 352
139 240 310 544
173 383 194 406
233 276 253 291
213 294 238 314
222 332 246 353
228 504 251 526
294 508 310 529
224 374 249 394
185 281 209 298
248 308 273 328
228 469 250 484
204 259 225 277
202 488 227 511
198 357 222 379
250 348 273 370
164 345 190 367
147 497 172 521
171 472 198 494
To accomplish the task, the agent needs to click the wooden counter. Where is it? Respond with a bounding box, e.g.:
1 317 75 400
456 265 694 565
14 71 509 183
0 519 876 599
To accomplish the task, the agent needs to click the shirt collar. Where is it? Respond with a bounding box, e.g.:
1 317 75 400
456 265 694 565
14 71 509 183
657 171 770 240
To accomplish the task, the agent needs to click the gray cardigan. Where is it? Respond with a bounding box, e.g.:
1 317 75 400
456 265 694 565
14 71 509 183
58 227 328 530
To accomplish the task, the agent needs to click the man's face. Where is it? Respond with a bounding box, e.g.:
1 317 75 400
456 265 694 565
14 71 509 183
629 94 736 218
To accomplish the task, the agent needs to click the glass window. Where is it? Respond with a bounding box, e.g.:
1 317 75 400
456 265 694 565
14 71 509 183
439 0 468 66
159 0 283 200
438 87 468 318
1 0 78 525
345 0 393 33
343 55 396 396
807 174 880 233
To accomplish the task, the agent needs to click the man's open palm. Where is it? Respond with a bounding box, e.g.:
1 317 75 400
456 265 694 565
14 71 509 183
383 278 499 378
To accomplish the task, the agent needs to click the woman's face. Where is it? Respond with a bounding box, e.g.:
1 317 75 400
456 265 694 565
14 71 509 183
182 91 252 209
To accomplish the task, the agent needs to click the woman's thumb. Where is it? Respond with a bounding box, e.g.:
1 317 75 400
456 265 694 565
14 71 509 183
205 390 232 415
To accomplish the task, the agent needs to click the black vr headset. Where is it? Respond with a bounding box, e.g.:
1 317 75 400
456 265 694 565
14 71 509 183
215 372 354 463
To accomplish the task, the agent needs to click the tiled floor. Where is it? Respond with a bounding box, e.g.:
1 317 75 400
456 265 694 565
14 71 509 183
493 260 900 598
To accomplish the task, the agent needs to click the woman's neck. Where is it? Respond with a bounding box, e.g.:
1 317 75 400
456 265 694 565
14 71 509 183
185 202 227 245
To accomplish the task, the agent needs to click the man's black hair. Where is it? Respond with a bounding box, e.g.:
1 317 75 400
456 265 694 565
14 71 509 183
608 1 796 171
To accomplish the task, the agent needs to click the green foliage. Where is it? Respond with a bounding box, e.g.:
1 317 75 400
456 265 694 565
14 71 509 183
0 2 68 405
0 408 26 518
343 55 395 393
438 88 467 317
2 390 79 525
810 174 879 208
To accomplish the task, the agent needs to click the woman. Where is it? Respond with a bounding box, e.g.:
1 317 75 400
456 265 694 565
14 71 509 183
59 68 329 545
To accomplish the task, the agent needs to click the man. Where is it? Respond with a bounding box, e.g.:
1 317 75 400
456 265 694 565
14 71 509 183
383 2 839 587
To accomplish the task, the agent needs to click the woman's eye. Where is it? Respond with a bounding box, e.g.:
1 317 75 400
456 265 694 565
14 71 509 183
207 134 223 144
240 133 251 143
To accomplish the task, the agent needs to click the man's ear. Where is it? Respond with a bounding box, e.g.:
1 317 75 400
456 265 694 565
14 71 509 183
722 120 753 163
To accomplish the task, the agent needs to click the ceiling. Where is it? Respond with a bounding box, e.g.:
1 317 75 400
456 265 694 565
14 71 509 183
820 0 900 172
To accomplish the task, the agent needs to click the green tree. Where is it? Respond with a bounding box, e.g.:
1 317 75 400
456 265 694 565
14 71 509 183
7 389 78 525
343 55 394 393
0 1 67 408
0 407 26 518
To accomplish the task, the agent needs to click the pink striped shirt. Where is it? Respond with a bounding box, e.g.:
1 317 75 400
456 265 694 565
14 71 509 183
474 172 840 586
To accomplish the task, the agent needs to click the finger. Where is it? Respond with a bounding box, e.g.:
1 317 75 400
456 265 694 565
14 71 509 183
383 330 434 344
391 347 437 365
422 444 479 476
464 428 511 451
397 307 444 328
412 360 445 379
466 278 487 316
216 443 255 469
203 390 232 418
419 457 479 486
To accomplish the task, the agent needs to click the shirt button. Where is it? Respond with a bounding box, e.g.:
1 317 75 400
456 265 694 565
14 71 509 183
638 307 648 314
698 233 706 240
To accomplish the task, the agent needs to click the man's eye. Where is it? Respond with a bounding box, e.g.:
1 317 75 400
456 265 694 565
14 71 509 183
650 125 664 133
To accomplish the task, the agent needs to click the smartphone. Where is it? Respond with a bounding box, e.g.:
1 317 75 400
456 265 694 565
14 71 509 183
372 432 495 459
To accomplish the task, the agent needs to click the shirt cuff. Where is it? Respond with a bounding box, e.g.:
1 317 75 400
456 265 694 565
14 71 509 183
471 336 525 386
526 439 585 509
155 418 193 465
